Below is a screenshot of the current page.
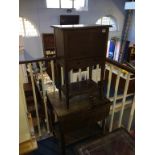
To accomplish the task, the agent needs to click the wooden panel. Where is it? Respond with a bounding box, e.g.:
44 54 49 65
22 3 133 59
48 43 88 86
42 33 55 51
54 29 64 58
64 28 108 59
47 92 111 131
60 102 110 133
55 124 102 145
60 15 79 25
53 25 110 60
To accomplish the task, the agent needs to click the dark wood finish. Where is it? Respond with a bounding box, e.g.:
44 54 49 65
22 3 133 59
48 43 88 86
42 33 55 51
48 93 111 118
52 25 111 108
60 15 79 25
55 123 103 146
47 25 111 154
52 25 110 60
42 33 55 57
47 92 111 154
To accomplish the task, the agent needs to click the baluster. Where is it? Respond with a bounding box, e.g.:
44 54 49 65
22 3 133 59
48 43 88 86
70 69 73 83
79 68 82 81
28 63 41 136
86 67 89 79
50 60 55 92
61 67 64 85
118 73 130 127
127 96 135 131
19 65 28 112
109 69 121 132
84 69 87 80
39 61 50 134
107 65 113 98
96 64 100 82
21 64 28 83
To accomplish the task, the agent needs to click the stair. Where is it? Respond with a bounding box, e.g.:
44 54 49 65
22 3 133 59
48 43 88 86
23 82 51 138
23 83 43 132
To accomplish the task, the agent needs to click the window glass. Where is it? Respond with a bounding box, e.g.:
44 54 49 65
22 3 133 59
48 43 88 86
74 0 86 10
19 17 24 36
61 0 72 8
96 16 117 31
46 0 60 8
19 17 38 37
46 0 88 11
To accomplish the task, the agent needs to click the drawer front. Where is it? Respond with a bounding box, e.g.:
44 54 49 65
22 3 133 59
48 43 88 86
67 58 105 69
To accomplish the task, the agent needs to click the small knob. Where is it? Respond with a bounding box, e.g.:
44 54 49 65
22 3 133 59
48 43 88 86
89 96 97 108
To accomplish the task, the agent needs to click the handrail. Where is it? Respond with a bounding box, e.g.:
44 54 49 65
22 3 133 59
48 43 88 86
106 58 135 74
20 56 134 75
19 56 56 64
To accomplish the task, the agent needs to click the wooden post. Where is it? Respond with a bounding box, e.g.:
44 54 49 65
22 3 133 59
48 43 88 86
70 69 73 83
128 96 135 131
107 65 113 98
39 62 50 134
50 60 56 92
86 67 89 80
78 68 82 81
118 73 130 127
61 67 64 85
109 69 121 132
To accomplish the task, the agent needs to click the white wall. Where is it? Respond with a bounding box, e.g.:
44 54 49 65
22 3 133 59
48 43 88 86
19 0 126 59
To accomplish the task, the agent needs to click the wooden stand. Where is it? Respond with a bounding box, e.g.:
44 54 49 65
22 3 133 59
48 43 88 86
50 24 111 154
52 25 111 108
47 93 111 155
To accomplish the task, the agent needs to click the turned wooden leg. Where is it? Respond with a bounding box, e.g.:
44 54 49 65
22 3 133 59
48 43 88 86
99 64 105 99
57 63 62 99
64 65 69 109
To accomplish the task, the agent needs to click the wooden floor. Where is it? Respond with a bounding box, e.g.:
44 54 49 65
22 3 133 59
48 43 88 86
19 138 38 155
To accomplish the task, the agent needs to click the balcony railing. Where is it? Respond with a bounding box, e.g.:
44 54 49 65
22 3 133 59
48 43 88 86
19 56 135 140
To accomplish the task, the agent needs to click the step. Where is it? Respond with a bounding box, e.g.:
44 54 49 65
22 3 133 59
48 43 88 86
26 96 34 103
24 83 32 92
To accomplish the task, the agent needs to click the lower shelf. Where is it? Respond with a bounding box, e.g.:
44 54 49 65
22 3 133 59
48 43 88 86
54 123 103 146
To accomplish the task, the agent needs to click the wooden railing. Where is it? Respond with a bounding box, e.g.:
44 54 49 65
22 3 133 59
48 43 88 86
19 56 56 139
19 56 135 139
105 58 135 132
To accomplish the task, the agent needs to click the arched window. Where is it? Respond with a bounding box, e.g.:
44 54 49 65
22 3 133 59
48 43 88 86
96 16 118 32
19 17 39 37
